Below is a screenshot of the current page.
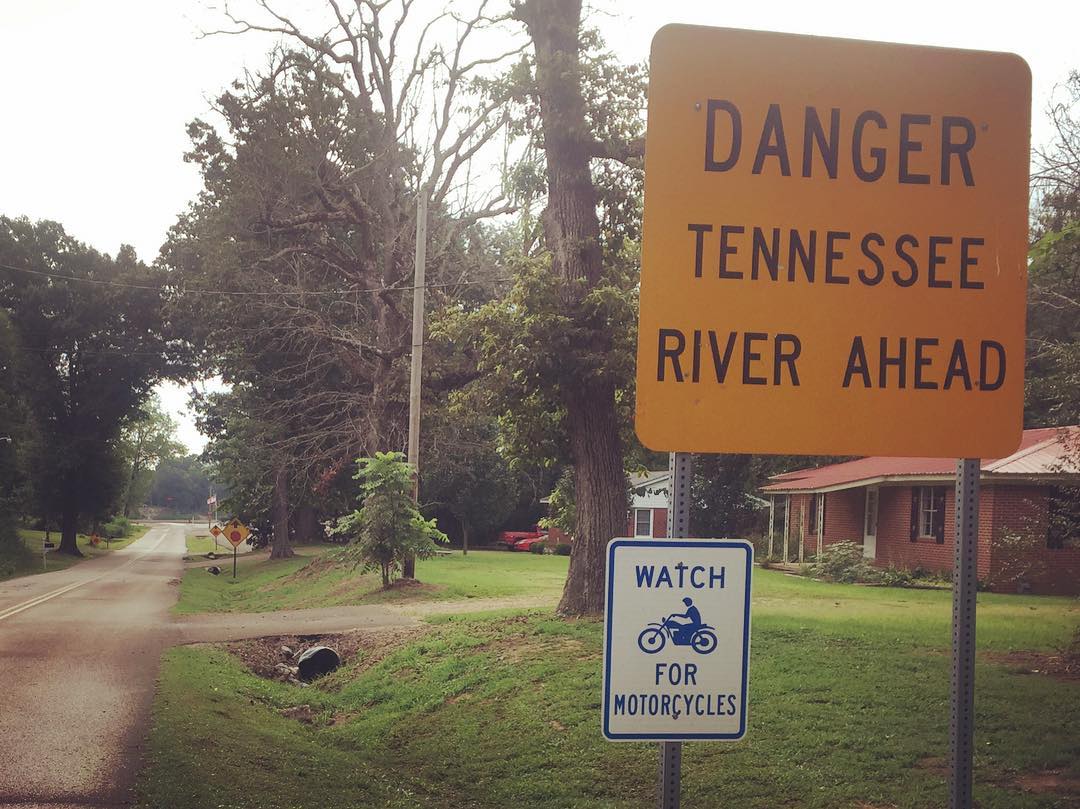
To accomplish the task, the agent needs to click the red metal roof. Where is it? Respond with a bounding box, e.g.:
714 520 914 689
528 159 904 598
761 427 1079 493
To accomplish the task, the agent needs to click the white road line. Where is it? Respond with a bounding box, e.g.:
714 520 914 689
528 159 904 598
0 527 173 622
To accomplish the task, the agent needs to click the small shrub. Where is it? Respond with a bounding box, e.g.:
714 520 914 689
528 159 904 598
748 534 768 560
554 543 571 556
102 516 132 539
529 542 546 555
330 452 448 587
879 566 913 587
807 541 879 583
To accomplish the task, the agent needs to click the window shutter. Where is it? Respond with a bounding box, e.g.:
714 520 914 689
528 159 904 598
820 494 827 534
910 488 919 542
933 488 946 544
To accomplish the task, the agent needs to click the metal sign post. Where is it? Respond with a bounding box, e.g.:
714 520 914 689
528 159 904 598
950 459 980 808
661 451 693 809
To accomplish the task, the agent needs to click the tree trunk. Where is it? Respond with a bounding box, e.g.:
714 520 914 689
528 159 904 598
461 518 469 556
559 380 626 615
58 503 82 556
269 463 294 559
520 0 626 616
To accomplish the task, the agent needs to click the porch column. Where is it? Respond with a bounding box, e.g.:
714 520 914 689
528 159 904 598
798 499 805 564
767 496 775 558
782 495 790 562
817 494 824 557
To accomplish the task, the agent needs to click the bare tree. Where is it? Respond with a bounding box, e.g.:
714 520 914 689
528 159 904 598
182 1 526 563
211 0 524 451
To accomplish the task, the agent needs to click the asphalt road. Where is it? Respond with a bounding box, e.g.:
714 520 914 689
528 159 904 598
0 524 410 808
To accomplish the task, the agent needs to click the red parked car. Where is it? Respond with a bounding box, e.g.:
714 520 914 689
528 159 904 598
512 534 548 552
497 527 546 551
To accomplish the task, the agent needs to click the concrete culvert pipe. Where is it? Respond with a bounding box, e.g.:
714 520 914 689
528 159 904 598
296 646 341 681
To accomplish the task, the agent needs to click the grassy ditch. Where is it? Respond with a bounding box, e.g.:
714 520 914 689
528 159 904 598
174 548 571 614
140 571 1080 809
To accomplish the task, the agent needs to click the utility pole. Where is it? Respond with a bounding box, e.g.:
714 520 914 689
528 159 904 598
404 185 429 579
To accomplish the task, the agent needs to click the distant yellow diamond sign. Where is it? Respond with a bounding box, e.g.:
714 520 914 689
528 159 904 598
223 518 249 547
209 525 223 538
635 25 1030 458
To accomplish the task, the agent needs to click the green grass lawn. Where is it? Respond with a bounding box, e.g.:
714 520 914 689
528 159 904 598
139 569 1080 809
184 533 232 555
0 525 150 581
174 548 571 614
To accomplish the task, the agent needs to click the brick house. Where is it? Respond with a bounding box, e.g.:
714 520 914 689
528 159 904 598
626 470 670 538
760 427 1080 595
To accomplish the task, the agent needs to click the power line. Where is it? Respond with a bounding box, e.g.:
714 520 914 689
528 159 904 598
10 346 171 357
0 262 511 298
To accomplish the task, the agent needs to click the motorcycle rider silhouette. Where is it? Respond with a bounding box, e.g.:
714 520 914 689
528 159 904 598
665 597 703 644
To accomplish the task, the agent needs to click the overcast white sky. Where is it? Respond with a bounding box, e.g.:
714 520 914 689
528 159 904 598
2 0 1077 452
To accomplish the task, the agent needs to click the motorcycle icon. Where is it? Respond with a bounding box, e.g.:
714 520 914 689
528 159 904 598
637 615 718 655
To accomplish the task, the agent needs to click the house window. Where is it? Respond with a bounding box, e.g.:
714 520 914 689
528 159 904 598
634 509 653 538
1047 486 1080 549
865 489 878 537
913 486 947 543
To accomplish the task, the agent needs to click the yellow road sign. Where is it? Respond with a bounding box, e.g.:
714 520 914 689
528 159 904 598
223 518 249 547
209 525 222 538
635 26 1030 458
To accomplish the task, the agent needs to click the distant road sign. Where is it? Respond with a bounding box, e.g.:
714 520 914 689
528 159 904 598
209 525 222 538
223 518 249 547
602 538 752 741
635 25 1030 458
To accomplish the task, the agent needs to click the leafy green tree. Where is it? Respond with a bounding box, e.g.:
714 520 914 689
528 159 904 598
148 455 218 516
1024 72 1080 549
332 452 447 587
166 42 513 564
0 218 181 554
0 312 27 556
1027 72 1080 428
117 396 183 517
455 3 647 615
541 467 576 537
420 401 521 554
196 387 297 558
